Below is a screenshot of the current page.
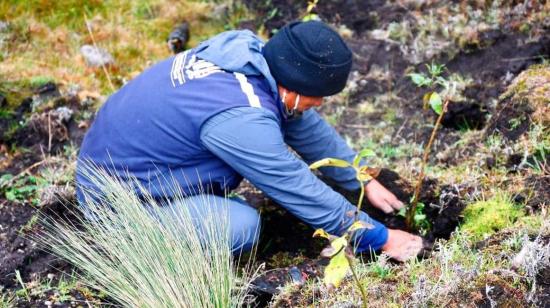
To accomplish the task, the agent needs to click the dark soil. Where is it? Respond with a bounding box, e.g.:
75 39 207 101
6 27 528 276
335 169 467 243
536 265 550 307
523 175 550 213
0 86 94 305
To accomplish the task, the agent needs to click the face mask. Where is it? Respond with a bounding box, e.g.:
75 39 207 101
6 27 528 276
282 91 302 118
293 94 300 111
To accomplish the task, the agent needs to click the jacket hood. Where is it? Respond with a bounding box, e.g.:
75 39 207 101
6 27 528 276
194 30 279 99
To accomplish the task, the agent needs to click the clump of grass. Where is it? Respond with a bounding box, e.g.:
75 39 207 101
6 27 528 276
35 164 255 307
460 192 525 240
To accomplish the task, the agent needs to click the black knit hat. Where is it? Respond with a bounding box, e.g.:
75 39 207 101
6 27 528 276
263 21 353 97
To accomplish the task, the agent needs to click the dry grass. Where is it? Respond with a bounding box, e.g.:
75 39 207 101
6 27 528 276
0 0 250 97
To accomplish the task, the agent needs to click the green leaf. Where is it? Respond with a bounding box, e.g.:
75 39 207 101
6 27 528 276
397 207 407 217
352 148 376 167
0 173 14 182
429 92 443 115
302 13 319 22
408 73 430 87
414 214 427 222
323 236 350 287
309 158 351 170
6 190 17 201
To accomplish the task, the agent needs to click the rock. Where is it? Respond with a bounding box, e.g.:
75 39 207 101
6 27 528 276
0 21 8 32
54 106 74 123
80 44 114 67
39 185 75 207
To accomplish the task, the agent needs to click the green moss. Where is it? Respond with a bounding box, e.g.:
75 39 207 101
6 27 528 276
0 79 33 108
460 192 525 240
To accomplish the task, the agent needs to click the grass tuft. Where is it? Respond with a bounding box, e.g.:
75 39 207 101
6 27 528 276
35 163 255 307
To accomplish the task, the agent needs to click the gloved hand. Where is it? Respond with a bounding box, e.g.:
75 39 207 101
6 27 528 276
381 229 423 262
365 179 404 214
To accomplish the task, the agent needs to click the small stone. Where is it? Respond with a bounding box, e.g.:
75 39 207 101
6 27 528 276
47 273 55 280
44 300 53 306
54 106 74 122
80 44 114 67
0 21 8 32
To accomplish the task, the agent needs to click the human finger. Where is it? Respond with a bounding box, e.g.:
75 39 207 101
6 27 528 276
385 195 404 210
378 199 394 214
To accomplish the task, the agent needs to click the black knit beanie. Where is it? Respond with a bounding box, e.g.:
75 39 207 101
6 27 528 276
263 21 353 97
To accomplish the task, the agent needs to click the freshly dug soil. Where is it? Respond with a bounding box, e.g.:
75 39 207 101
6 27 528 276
0 87 93 304
335 168 466 243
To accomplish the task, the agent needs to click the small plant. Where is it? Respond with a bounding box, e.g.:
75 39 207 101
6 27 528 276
0 174 46 205
302 0 320 21
397 200 430 235
405 62 455 230
309 149 379 307
15 270 30 301
0 293 16 308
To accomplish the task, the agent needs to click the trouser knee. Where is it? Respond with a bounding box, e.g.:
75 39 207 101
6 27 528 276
229 200 261 254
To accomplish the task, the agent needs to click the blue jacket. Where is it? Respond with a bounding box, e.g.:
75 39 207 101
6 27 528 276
77 30 388 251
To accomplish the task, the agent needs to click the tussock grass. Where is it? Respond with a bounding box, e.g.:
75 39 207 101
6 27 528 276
35 164 255 307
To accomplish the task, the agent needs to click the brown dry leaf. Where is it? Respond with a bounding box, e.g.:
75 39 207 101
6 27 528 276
78 90 102 101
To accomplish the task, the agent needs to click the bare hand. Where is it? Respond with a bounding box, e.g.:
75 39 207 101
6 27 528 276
381 229 423 262
365 179 404 214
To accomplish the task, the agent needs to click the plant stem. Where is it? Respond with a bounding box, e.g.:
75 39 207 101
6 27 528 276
355 183 366 222
345 253 367 308
84 14 115 92
407 100 450 229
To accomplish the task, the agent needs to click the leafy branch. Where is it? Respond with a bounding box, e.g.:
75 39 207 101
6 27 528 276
308 149 378 306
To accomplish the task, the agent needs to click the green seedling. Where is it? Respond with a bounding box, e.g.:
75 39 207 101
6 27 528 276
309 149 379 307
15 270 30 301
0 174 46 206
397 201 430 235
406 62 454 230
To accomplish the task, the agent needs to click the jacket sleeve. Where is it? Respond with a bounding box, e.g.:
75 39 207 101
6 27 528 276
200 107 388 252
283 109 367 191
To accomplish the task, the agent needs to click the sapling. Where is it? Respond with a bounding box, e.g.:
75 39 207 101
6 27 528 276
302 0 320 21
405 62 453 230
309 149 379 307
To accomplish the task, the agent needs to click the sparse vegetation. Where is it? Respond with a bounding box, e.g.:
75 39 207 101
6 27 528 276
1 0 549 307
